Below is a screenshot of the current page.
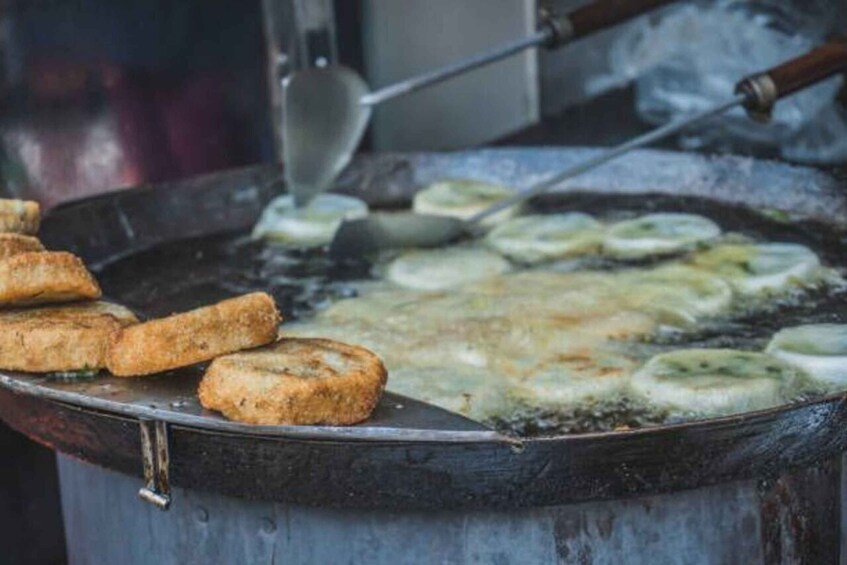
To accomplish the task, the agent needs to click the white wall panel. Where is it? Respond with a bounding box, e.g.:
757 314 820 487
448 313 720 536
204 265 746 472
363 0 538 151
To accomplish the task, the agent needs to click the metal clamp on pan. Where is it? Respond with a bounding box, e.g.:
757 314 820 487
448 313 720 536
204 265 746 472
138 419 172 510
736 40 847 122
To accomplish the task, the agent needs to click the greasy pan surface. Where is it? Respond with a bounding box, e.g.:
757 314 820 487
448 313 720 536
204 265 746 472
2 148 847 509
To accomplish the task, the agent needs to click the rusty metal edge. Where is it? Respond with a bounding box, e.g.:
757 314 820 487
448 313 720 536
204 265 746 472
3 370 846 449
0 374 514 445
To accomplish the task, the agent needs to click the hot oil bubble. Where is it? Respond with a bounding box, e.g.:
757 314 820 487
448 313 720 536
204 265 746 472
486 397 670 437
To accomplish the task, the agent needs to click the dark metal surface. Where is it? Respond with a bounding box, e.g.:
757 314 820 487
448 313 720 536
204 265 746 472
759 458 842 564
4 383 847 511
0 372 497 443
55 453 843 564
3 147 847 509
0 424 66 565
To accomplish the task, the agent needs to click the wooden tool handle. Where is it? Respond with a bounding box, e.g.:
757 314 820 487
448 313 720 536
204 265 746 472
763 41 847 98
567 0 677 40
736 41 847 121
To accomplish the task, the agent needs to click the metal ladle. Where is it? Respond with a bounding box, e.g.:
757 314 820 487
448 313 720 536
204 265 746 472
329 41 847 259
282 0 678 207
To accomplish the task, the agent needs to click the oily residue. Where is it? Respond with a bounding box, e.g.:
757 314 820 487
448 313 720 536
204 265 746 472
95 193 847 437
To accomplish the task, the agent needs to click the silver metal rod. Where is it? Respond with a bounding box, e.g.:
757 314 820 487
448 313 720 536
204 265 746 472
360 29 552 107
469 94 748 224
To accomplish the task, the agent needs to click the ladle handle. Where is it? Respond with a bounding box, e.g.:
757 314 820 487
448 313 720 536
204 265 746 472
547 0 677 45
736 41 847 122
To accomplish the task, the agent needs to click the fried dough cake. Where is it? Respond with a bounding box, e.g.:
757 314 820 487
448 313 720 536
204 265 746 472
0 234 44 259
0 199 40 234
107 292 281 376
198 338 387 425
0 301 138 372
0 251 101 307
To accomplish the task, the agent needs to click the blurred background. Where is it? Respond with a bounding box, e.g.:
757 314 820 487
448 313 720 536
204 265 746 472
0 0 843 210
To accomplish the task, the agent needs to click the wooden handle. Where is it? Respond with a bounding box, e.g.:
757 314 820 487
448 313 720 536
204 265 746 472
736 41 847 121
567 0 677 40
764 41 847 98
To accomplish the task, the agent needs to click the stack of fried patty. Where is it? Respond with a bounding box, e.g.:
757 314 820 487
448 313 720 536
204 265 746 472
0 199 386 426
0 198 134 373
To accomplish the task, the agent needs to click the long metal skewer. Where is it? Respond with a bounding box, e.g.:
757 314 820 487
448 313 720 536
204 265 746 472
284 0 679 208
360 0 680 107
469 94 749 224
360 30 552 107
330 41 847 258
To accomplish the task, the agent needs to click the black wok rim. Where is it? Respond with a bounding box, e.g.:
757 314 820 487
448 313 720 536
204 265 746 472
1 147 846 508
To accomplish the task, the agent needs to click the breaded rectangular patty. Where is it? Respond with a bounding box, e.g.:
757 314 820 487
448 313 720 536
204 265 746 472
0 199 40 234
107 292 281 377
0 233 44 259
0 301 138 372
0 252 101 307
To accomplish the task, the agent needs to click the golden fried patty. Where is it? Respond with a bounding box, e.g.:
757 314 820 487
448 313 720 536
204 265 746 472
0 199 40 234
107 292 281 377
198 338 387 425
0 233 44 259
0 301 138 372
0 251 101 307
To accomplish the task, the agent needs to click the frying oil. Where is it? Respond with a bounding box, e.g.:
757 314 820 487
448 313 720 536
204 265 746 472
96 198 847 437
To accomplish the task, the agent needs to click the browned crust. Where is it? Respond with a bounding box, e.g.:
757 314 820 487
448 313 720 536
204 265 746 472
0 199 40 235
0 301 138 372
107 292 281 377
198 337 388 426
0 233 45 259
0 251 101 307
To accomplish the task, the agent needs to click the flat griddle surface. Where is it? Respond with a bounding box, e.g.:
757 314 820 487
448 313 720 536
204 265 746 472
2 148 847 509
91 191 847 438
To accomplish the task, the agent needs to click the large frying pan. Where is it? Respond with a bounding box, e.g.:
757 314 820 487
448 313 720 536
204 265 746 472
1 147 846 510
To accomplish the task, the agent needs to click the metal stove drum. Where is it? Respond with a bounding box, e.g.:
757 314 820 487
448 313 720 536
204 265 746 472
2 148 847 564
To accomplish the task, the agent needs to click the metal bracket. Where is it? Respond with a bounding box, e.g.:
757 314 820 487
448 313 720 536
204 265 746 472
291 0 338 69
736 73 778 123
539 8 574 49
138 419 171 510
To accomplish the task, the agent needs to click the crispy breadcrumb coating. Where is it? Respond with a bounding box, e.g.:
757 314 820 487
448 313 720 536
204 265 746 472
107 292 281 376
198 338 387 425
0 234 44 259
0 301 137 372
0 252 101 307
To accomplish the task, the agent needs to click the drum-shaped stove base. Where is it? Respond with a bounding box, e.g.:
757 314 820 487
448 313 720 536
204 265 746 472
57 455 844 564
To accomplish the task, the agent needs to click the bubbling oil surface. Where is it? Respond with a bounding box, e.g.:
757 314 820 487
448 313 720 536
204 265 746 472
96 194 847 436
